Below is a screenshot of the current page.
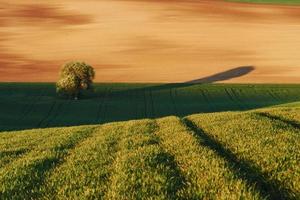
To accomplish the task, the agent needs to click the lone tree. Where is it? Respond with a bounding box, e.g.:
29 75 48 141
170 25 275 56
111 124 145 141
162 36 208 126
56 61 95 99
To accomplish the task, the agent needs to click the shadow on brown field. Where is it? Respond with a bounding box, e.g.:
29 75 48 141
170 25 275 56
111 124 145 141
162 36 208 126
116 66 255 93
186 66 255 84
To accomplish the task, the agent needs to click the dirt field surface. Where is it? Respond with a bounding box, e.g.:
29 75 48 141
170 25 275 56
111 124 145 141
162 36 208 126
1 0 300 83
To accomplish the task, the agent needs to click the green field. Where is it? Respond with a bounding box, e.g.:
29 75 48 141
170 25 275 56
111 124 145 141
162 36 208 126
228 0 300 5
0 107 299 199
1 83 300 131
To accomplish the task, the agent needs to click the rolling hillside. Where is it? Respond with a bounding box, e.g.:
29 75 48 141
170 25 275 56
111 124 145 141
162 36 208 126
1 0 300 199
1 83 300 131
1 107 299 199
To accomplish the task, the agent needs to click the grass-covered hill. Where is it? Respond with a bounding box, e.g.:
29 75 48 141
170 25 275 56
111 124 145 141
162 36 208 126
1 107 299 199
1 83 300 131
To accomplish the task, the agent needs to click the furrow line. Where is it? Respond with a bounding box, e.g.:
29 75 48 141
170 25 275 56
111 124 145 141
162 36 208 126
183 118 282 200
37 100 57 128
105 119 186 199
20 89 45 121
170 88 179 116
95 88 108 123
187 112 300 199
257 112 300 130
154 116 260 199
44 101 65 128
40 124 121 199
0 126 97 199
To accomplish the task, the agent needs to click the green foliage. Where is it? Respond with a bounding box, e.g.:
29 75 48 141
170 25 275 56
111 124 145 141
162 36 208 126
56 75 79 98
56 61 95 99
0 107 300 199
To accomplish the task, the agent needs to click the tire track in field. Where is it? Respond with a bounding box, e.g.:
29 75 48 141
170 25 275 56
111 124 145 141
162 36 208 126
95 88 108 123
224 88 235 102
231 88 246 109
288 88 300 101
266 89 281 102
237 88 252 103
252 87 263 103
42 102 61 128
272 88 290 102
224 88 243 110
42 101 64 128
282 88 295 101
37 100 57 128
143 88 148 118
99 88 111 124
131 90 139 119
195 88 207 112
129 89 138 120
200 88 216 112
169 88 179 116
272 88 285 102
18 93 37 120
45 99 71 127
174 88 180 114
148 89 155 118
270 88 284 102
18 88 45 122
135 89 140 119
129 89 139 120
283 89 294 101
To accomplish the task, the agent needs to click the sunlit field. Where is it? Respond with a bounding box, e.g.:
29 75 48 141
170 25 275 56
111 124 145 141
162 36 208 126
1 107 300 199
1 0 300 83
1 0 300 199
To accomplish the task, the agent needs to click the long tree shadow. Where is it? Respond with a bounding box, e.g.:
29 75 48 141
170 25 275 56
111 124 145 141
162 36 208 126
114 66 255 92
186 66 255 84
108 65 299 117
182 118 296 200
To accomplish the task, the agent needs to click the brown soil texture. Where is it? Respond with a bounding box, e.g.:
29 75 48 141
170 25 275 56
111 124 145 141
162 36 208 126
1 0 300 83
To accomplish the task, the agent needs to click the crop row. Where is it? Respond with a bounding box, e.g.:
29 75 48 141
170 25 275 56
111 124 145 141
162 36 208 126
0 107 299 199
0 126 97 199
187 109 300 199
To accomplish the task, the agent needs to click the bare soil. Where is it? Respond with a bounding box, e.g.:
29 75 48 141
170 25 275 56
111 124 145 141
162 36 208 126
1 0 300 83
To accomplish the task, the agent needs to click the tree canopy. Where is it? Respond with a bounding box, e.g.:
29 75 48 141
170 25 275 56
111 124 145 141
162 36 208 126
56 61 95 99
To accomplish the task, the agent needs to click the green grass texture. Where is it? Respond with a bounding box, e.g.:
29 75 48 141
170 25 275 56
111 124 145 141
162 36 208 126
0 107 299 199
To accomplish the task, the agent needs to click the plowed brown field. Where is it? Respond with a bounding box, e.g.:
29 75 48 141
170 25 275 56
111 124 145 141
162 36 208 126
1 0 300 83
